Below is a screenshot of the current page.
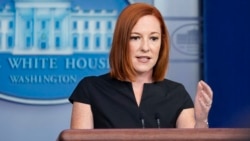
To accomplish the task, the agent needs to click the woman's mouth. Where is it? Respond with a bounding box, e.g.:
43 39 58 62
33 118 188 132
136 56 151 63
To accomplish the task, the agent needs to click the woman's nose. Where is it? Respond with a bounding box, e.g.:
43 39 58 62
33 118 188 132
140 39 150 52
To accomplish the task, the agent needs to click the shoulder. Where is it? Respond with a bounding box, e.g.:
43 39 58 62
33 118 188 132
77 73 116 87
159 79 193 105
153 79 189 97
79 73 109 82
158 79 185 90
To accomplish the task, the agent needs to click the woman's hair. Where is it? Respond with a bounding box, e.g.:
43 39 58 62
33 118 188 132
109 3 170 82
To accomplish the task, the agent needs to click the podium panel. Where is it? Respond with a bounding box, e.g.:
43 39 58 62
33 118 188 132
57 128 250 141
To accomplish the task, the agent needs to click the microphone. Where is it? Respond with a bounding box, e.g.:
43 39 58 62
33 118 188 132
155 113 161 128
140 112 145 128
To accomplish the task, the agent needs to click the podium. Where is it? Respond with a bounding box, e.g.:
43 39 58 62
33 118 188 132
57 128 250 141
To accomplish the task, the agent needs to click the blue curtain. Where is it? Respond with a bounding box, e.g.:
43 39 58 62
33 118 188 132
203 0 250 127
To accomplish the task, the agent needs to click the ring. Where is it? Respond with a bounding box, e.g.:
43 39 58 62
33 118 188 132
206 102 212 106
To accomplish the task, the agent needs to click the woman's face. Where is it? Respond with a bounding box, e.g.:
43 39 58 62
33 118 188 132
129 15 161 75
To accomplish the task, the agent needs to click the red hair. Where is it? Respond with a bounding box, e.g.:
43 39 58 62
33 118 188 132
109 3 170 82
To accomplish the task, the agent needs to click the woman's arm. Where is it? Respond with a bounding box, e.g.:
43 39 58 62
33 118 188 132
176 108 196 128
70 102 94 129
176 108 209 128
177 81 213 128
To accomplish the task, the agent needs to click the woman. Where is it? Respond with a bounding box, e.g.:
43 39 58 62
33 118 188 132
69 3 213 129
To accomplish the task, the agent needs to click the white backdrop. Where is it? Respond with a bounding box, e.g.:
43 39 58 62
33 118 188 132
0 0 201 140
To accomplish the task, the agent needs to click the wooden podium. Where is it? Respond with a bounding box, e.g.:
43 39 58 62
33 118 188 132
57 128 250 141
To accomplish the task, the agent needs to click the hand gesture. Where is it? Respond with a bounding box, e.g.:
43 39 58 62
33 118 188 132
194 80 213 126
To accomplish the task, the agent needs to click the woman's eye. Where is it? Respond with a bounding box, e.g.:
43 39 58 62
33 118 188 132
130 36 140 40
151 37 159 41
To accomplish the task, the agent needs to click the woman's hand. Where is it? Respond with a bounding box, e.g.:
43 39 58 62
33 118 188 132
194 80 213 128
